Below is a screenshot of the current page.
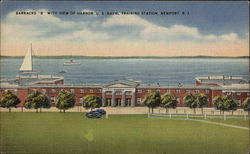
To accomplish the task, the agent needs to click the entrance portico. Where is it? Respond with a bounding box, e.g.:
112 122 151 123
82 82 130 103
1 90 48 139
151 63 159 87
102 79 139 107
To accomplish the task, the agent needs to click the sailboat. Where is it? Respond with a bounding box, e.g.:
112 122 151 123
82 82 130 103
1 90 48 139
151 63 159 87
19 43 39 74
63 59 81 66
15 43 64 85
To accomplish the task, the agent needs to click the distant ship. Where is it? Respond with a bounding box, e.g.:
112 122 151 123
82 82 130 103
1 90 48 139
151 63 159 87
59 70 67 73
63 59 81 66
19 43 39 74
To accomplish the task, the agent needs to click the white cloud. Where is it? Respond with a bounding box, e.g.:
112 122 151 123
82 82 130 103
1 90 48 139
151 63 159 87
61 28 111 42
81 9 95 12
7 9 76 28
219 33 239 41
2 9 110 43
102 14 240 42
102 14 150 27
1 9 242 44
2 9 78 43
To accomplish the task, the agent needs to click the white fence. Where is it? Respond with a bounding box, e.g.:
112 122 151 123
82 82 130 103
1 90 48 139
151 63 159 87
148 113 249 121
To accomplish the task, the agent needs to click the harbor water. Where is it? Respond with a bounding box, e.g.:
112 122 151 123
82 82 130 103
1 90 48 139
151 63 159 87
0 58 248 85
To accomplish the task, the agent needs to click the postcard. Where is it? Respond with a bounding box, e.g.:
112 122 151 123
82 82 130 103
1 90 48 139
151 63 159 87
0 1 249 154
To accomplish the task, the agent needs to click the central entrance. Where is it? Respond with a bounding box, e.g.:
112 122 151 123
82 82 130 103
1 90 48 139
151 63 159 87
115 98 121 106
125 98 131 106
106 98 112 106
102 79 138 107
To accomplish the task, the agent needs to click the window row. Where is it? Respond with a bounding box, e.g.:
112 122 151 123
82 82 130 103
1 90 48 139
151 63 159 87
225 92 249 96
104 91 133 95
137 89 210 94
32 89 102 94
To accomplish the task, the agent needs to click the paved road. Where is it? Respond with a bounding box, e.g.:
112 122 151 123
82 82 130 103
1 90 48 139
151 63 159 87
0 106 249 116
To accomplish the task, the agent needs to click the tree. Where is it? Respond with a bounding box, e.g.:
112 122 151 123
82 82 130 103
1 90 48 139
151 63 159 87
196 93 208 114
161 93 178 113
56 90 76 113
142 91 161 113
24 91 51 112
226 97 238 115
83 95 102 111
0 91 20 112
213 96 238 115
242 97 250 115
184 94 198 114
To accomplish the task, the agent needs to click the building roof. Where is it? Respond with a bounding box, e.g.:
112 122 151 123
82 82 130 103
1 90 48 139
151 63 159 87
1 77 248 92
138 84 215 89
221 83 250 92
104 78 140 88
0 82 19 88
0 83 103 89
196 76 248 86
0 75 64 88
15 75 64 85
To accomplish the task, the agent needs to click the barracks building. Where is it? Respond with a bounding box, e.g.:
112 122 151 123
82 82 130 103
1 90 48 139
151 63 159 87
0 75 249 108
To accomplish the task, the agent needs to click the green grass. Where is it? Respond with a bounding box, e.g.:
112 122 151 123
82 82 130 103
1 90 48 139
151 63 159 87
0 113 249 154
151 114 249 127
205 116 249 128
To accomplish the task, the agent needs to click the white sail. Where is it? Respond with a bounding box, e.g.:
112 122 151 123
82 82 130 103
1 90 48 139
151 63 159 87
20 44 33 71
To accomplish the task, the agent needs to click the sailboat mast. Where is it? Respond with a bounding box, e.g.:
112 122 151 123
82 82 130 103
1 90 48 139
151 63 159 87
31 43 33 71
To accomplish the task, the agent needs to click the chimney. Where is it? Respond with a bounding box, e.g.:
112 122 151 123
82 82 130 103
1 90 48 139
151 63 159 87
230 76 232 79
208 76 210 80
222 75 225 80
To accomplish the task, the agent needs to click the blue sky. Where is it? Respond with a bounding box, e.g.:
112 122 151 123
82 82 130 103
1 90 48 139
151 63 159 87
2 1 248 37
1 1 249 56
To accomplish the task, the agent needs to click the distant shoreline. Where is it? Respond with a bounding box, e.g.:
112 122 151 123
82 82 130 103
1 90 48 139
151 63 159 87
0 56 249 59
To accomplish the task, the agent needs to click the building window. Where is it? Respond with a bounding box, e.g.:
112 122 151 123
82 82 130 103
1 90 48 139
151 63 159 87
42 89 46 94
137 98 141 103
236 92 241 96
137 90 142 93
177 98 180 103
205 90 209 94
166 89 170 93
51 89 56 93
98 89 102 93
12 89 17 95
80 98 84 104
227 92 231 95
247 93 250 96
90 89 93 93
33 89 37 92
195 90 200 94
70 89 74 93
147 89 151 93
175 89 180 93
51 97 56 103
105 91 112 95
115 91 122 95
185 90 190 94
125 91 132 95
80 89 84 93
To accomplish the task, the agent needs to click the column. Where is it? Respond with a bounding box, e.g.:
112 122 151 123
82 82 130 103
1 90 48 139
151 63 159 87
108 99 111 106
102 91 106 107
121 91 125 107
131 91 135 107
111 91 115 107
